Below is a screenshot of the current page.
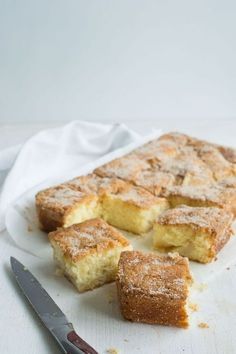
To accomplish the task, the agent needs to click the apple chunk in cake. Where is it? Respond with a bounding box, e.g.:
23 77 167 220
49 218 132 292
116 251 192 328
153 205 234 263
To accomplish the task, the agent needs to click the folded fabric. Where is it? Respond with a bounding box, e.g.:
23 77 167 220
0 120 141 231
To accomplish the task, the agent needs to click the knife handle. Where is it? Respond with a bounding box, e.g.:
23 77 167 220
67 330 98 354
52 323 98 354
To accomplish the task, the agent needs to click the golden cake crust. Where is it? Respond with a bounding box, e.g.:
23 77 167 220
164 184 236 216
66 173 124 195
132 168 175 196
36 185 97 232
36 131 236 235
102 180 166 209
116 251 192 328
157 205 234 233
94 154 149 182
49 218 131 262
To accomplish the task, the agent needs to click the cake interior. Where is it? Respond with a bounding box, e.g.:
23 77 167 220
102 194 168 234
64 198 101 228
52 243 131 292
153 224 213 263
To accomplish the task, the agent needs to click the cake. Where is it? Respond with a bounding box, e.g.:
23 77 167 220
49 218 132 292
116 251 192 328
131 168 175 196
101 181 169 234
36 132 236 236
94 154 149 182
35 184 100 232
37 175 169 234
164 184 236 216
152 205 234 263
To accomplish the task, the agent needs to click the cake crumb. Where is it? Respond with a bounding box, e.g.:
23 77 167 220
106 348 119 354
55 268 64 277
198 322 209 329
189 303 199 312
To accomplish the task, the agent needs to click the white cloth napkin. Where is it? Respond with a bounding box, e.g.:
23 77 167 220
0 121 141 231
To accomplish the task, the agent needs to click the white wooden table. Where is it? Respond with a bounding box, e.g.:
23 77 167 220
1 121 236 354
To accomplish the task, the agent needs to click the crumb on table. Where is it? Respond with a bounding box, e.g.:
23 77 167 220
198 322 209 329
106 348 119 354
189 303 199 312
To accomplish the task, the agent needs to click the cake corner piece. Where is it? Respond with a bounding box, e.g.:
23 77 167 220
49 218 132 292
35 184 100 232
116 250 192 328
152 205 234 263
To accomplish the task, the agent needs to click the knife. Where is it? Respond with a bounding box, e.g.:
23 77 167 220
10 257 98 354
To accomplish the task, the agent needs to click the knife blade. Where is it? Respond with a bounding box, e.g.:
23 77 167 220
10 257 98 354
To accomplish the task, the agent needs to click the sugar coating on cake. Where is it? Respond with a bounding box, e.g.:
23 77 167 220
164 184 236 216
116 251 192 328
49 218 132 292
94 154 149 182
132 168 175 196
66 173 119 195
36 184 99 232
36 132 236 237
153 205 234 263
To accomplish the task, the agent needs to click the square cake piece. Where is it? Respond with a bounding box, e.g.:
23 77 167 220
164 184 236 217
94 154 149 182
49 218 132 292
153 205 234 263
36 184 100 232
132 168 175 196
116 251 192 328
101 181 169 234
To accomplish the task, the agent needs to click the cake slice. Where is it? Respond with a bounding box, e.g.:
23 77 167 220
153 205 234 263
101 181 169 234
132 168 175 196
94 154 149 182
36 184 100 232
49 218 132 292
116 251 192 328
164 184 236 217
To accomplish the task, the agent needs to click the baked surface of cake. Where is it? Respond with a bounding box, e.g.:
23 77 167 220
36 132 236 238
153 205 234 263
49 218 132 292
116 251 192 328
164 184 236 216
36 184 99 232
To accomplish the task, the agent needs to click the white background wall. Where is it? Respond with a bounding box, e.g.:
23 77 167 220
1 0 236 124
